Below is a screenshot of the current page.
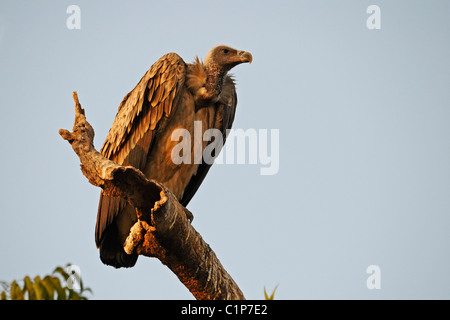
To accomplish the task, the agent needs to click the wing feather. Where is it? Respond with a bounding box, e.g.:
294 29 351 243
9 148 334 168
180 75 237 206
96 52 186 247
163 98 171 116
151 84 164 107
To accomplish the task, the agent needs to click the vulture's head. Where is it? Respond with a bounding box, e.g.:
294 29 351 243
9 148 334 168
204 45 252 73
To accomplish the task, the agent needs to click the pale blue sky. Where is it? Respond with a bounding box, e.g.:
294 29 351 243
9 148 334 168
1 1 450 299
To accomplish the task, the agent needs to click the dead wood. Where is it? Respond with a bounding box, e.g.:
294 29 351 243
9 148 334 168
59 92 245 300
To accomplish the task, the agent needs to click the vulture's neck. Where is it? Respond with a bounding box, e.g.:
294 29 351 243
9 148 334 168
186 59 227 107
204 63 227 99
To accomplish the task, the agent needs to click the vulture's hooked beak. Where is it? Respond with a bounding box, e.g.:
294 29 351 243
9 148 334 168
237 51 253 64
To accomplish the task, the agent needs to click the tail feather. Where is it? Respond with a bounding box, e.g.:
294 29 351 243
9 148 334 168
98 223 138 268
96 191 138 268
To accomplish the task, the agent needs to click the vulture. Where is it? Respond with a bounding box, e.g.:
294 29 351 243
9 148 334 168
96 45 252 268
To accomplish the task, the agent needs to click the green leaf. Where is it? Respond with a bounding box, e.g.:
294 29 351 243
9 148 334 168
10 280 24 300
23 276 36 300
49 276 67 300
68 289 86 300
53 266 70 282
41 276 57 300
82 287 93 295
33 276 44 300
1 263 91 300
264 285 279 300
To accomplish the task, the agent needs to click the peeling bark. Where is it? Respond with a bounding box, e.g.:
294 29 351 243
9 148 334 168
59 92 245 300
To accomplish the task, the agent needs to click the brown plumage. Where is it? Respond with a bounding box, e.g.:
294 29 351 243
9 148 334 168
96 45 252 268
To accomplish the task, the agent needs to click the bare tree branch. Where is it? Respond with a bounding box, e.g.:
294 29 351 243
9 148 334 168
59 92 245 300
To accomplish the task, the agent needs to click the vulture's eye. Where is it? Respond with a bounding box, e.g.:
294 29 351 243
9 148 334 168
223 49 229 54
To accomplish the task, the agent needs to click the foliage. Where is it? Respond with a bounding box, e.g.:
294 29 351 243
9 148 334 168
264 285 278 300
0 263 91 300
